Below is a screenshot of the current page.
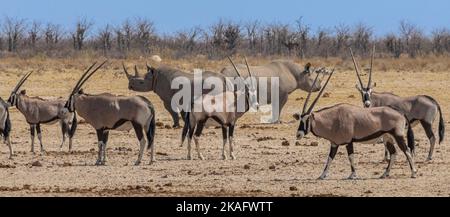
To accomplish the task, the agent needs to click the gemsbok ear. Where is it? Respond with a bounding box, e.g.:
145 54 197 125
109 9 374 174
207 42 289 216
78 88 85 94
20 89 26 95
293 113 301 120
304 63 312 72
373 82 377 87
355 84 362 91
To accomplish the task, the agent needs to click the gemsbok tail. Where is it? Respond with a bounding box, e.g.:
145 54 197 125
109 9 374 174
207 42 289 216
69 113 78 138
423 95 445 144
406 116 415 154
4 110 11 139
146 105 156 150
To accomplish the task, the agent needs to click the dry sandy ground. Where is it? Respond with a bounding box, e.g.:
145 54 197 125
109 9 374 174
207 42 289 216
0 60 448 196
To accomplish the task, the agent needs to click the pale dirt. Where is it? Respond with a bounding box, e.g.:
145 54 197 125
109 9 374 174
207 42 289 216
0 61 449 196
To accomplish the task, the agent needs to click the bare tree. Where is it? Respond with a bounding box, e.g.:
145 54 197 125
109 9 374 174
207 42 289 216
244 20 260 53
211 20 226 53
175 27 201 53
352 23 372 56
97 24 112 55
333 24 351 56
44 23 62 48
432 28 450 55
281 27 299 56
384 33 403 58
135 17 155 54
71 18 93 50
314 27 332 57
27 21 41 49
116 19 133 53
295 17 310 58
399 20 424 58
2 16 26 52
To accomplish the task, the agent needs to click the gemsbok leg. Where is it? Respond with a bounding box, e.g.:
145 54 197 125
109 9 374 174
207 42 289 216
394 135 417 178
2 132 13 159
346 143 357 179
59 120 69 150
95 129 109 165
381 141 397 178
383 143 390 162
30 124 36 153
228 124 236 160
420 120 436 161
193 121 205 160
187 123 196 160
319 144 339 180
36 124 45 153
221 126 228 160
132 121 146 166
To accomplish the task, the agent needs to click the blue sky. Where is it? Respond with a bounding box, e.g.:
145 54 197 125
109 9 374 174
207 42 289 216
0 0 448 36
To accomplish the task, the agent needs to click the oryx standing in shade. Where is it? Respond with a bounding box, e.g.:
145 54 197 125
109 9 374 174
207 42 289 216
63 61 156 166
295 69 417 179
351 47 445 161
7 71 77 153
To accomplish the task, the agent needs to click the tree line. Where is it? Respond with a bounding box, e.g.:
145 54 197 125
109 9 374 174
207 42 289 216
1 16 449 59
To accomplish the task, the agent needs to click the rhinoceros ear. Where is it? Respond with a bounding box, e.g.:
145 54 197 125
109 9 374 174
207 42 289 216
304 63 312 72
292 112 301 120
146 63 156 75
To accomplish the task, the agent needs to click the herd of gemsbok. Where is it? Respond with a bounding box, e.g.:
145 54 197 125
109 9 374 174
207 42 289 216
0 47 445 179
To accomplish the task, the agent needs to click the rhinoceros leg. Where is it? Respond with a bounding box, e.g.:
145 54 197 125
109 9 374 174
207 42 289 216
163 102 180 128
268 94 288 123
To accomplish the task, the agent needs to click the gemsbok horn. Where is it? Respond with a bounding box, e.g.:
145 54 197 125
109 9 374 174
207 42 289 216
180 56 259 160
351 46 445 161
7 71 77 153
63 61 156 166
294 69 417 179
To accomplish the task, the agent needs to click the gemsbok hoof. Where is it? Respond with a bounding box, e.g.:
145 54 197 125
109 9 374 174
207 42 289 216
230 154 236 160
318 174 327 180
379 173 389 179
222 155 227 160
199 155 205 160
347 173 357 180
134 161 141 166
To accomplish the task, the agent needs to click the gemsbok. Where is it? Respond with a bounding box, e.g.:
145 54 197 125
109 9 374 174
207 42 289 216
220 60 323 123
62 61 156 166
181 57 259 160
294 69 417 179
0 97 12 159
351 47 445 161
7 71 77 153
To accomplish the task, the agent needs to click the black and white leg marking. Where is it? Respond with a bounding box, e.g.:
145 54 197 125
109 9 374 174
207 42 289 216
36 124 45 153
319 143 339 180
132 122 145 166
30 124 36 153
346 143 357 179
